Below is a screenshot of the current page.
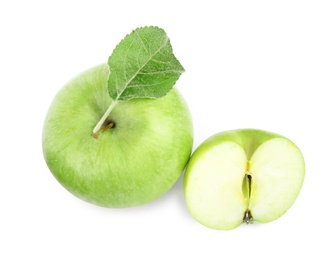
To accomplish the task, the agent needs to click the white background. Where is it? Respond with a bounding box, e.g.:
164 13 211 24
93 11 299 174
1 0 333 259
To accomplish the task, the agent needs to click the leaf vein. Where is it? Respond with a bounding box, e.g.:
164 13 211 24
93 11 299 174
116 35 170 99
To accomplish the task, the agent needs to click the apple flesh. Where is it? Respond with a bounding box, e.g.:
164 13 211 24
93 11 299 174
42 64 193 208
184 129 305 230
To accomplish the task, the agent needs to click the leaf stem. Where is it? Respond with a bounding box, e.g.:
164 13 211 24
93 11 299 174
92 100 118 138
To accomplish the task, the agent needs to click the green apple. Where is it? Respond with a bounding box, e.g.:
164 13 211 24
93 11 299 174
42 64 193 208
184 129 305 230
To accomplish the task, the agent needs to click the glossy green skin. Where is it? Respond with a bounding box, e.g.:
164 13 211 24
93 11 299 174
43 64 193 208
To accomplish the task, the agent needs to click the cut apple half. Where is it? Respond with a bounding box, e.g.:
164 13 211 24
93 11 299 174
184 129 305 230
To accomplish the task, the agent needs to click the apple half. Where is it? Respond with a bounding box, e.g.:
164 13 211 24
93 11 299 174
184 129 305 230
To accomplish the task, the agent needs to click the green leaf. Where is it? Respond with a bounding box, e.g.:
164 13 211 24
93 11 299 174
107 26 185 101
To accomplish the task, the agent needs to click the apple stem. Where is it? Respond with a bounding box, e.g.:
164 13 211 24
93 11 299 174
243 210 253 224
91 121 115 139
92 100 118 138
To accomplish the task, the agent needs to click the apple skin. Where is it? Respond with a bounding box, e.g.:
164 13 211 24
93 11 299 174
42 64 193 208
184 129 305 230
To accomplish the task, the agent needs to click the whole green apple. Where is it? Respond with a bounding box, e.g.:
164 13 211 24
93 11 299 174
43 64 193 207
184 129 305 230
